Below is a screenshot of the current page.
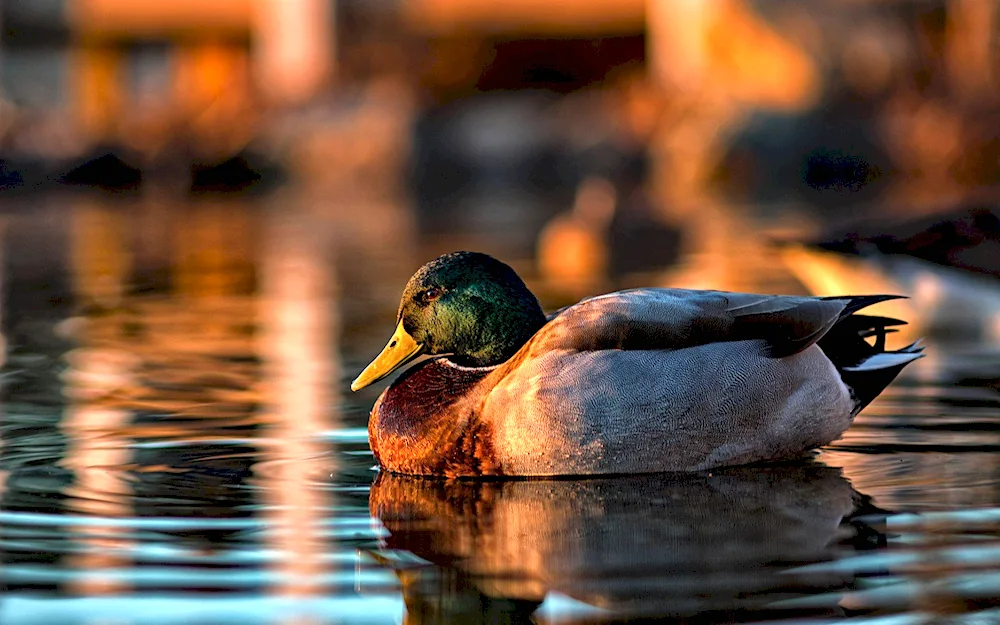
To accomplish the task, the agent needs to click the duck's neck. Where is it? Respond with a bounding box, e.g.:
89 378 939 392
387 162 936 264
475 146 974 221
368 358 501 476
435 294 546 367
477 305 544 366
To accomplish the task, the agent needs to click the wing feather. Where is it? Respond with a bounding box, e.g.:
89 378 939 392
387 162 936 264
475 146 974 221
513 288 899 362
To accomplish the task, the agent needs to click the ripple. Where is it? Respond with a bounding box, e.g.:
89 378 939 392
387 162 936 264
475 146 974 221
0 595 405 625
3 269 1000 623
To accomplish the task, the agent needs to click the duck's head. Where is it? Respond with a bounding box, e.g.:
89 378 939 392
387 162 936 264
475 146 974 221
351 252 546 391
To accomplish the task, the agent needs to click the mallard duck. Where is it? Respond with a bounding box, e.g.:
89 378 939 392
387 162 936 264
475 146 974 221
352 251 923 477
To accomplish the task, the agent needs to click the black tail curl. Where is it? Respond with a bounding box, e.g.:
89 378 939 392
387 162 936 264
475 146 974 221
817 298 925 414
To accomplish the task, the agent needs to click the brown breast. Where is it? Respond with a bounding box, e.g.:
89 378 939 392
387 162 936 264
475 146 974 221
368 359 502 477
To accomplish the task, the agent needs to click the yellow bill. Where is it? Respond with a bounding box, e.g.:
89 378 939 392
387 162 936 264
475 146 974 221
351 321 424 391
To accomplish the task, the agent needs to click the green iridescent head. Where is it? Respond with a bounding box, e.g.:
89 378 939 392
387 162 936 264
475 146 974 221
351 252 546 391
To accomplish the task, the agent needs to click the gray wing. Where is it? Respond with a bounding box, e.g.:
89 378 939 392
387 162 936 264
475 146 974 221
527 288 895 359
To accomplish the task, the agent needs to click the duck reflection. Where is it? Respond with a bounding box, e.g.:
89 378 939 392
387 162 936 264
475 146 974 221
371 462 886 623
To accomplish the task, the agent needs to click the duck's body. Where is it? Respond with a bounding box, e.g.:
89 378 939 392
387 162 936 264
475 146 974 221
354 253 923 477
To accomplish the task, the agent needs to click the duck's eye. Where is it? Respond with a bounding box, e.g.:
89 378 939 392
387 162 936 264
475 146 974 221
423 287 443 302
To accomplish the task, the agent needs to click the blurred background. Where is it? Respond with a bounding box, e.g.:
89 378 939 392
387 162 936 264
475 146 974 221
3 0 1000 308
4 3 1000 622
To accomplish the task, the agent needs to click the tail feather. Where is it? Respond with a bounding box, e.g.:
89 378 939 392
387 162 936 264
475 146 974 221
840 351 923 414
822 294 907 318
815 296 924 415
842 351 924 372
859 327 898 350
838 314 907 351
897 339 924 353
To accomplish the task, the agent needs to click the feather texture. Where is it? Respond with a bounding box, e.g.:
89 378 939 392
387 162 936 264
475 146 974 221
368 287 921 477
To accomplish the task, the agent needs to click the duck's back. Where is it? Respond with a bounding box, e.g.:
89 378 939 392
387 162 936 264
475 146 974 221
478 288 920 476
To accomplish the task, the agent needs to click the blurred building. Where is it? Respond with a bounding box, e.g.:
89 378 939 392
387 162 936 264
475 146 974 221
2 0 999 205
0 0 823 148
0 0 333 159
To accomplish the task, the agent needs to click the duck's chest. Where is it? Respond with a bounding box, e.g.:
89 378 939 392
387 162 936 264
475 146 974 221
368 360 502 477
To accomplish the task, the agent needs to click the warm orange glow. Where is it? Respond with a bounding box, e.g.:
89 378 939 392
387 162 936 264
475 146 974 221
705 0 818 109
71 201 130 310
63 208 137 594
71 46 124 138
257 207 339 597
647 0 710 92
69 0 254 36
404 0 645 34
174 202 255 301
537 177 615 297
537 216 608 297
648 0 817 109
173 43 250 115
779 245 919 345
946 0 996 97
253 0 333 103
61 409 135 596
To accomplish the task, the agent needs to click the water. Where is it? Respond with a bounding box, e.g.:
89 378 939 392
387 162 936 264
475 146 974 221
2 193 1000 624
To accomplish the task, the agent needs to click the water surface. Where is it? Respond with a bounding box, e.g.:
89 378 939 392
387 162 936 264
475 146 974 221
2 194 1000 624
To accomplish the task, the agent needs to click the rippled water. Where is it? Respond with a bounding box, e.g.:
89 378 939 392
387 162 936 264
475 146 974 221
2 195 1000 624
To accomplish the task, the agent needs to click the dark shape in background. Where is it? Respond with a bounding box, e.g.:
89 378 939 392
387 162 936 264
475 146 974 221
814 205 1000 279
60 151 142 191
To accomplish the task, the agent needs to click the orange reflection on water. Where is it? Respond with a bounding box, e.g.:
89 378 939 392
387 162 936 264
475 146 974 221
61 394 135 594
60 199 137 595
256 207 339 598
54 195 273 596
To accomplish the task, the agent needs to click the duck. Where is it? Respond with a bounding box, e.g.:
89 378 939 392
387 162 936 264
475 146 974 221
351 251 923 477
